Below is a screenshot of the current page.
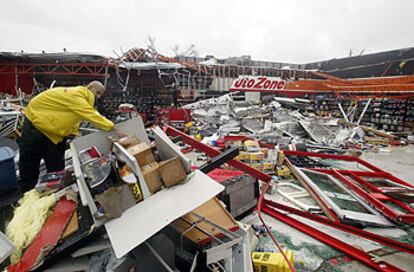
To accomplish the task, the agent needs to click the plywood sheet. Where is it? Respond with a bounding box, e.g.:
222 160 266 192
171 198 238 243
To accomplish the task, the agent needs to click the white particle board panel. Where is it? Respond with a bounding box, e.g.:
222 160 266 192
104 170 224 258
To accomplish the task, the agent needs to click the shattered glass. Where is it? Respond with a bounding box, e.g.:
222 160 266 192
303 170 371 213
295 195 318 206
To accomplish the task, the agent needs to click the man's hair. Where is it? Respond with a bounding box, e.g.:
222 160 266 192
86 81 105 93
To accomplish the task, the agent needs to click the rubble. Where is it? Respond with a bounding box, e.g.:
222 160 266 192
0 101 413 271
0 98 24 138
1 50 414 272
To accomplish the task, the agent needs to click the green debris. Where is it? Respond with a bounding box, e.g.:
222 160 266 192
317 260 345 272
257 230 342 271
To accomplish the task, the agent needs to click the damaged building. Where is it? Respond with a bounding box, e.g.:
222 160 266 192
1 45 414 272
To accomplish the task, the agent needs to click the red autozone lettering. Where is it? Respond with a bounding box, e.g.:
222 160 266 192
247 79 255 88
234 78 244 88
253 77 267 89
231 76 286 92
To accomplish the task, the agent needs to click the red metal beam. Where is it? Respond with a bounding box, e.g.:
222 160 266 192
346 171 388 193
0 63 108 77
309 168 389 178
262 205 404 272
383 172 414 189
312 168 383 193
309 168 414 189
263 199 414 255
283 150 384 173
164 125 271 182
331 169 414 224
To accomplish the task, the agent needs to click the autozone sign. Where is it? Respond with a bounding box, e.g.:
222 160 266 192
229 76 286 92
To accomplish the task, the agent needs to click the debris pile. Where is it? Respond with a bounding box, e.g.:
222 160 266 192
0 98 24 138
1 94 414 271
183 93 410 155
0 117 253 272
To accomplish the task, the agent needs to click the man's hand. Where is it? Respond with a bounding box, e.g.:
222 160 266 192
113 128 128 138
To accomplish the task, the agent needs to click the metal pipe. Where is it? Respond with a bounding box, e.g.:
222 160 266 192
164 125 271 182
145 242 175 272
337 102 350 122
357 98 372 125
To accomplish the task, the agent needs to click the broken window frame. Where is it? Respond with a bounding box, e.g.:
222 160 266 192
297 168 392 226
276 182 322 213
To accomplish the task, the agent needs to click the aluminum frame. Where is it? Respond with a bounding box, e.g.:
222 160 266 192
276 182 321 213
297 168 392 226
262 204 404 272
284 150 414 224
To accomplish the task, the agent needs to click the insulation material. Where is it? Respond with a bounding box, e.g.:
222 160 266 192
6 189 56 264
7 198 77 272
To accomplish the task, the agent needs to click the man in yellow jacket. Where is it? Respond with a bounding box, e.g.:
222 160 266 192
19 81 125 191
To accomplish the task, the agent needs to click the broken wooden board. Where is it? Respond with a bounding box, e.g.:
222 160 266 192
60 211 79 240
338 120 395 140
171 197 239 244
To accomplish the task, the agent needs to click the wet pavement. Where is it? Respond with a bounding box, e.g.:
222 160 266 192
362 145 414 185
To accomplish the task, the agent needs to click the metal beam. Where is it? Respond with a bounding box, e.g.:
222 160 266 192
0 63 108 77
263 199 414 255
283 150 384 173
356 98 372 125
164 125 271 182
331 169 414 224
261 205 404 272
337 102 350 122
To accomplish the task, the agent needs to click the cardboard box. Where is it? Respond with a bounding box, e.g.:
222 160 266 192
141 162 163 194
159 156 187 188
263 162 274 171
238 151 264 162
127 142 156 166
171 198 238 243
249 163 264 171
118 135 140 148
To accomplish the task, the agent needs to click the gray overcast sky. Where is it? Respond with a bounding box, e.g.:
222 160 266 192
0 0 413 63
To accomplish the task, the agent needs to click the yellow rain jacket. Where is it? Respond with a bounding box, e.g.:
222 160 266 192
24 86 114 144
